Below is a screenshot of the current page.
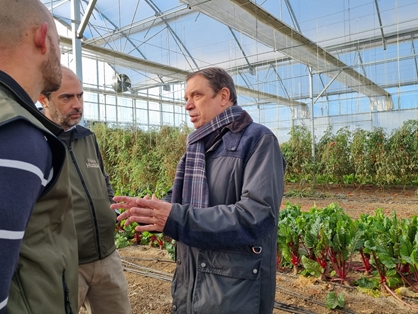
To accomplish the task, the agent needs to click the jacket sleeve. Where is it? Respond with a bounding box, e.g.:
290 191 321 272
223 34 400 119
163 133 285 251
0 121 52 313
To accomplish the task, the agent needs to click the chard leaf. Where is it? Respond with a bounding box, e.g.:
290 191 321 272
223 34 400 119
325 292 345 309
355 277 380 289
301 255 323 277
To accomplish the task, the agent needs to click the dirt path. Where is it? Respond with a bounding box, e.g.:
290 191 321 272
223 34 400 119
282 183 417 218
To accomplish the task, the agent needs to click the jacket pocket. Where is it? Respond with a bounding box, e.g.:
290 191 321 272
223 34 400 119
193 250 261 314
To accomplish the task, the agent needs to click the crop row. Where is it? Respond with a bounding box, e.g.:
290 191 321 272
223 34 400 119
278 202 418 302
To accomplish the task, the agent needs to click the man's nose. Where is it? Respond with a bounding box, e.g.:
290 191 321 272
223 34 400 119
185 99 193 111
73 97 83 109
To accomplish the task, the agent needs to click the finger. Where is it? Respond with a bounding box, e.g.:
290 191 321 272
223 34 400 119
110 203 133 210
113 195 138 204
143 195 151 200
124 214 152 226
135 224 162 233
133 198 157 209
134 197 160 209
116 210 131 221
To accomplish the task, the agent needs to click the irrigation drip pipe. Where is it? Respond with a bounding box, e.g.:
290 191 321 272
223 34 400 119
276 285 358 314
121 259 173 281
273 301 316 314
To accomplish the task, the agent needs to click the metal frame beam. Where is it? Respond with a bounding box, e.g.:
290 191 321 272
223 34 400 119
182 0 392 102
60 36 304 107
374 0 387 50
85 5 192 46
411 36 418 80
229 27 254 74
145 0 199 69
283 0 301 33
77 0 96 38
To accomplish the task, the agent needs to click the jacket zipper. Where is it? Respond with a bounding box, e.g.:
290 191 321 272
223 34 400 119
62 269 74 314
67 141 102 259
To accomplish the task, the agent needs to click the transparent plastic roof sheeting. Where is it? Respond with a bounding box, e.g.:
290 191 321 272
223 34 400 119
40 0 418 141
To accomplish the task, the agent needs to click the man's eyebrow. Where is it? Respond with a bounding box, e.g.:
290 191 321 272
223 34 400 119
58 93 74 98
58 92 84 98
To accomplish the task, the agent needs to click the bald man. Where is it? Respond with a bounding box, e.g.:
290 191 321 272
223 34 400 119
0 1 78 313
39 67 131 314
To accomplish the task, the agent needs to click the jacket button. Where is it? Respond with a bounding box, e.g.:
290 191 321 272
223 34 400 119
253 269 258 274
172 305 177 311
200 262 206 268
176 259 181 265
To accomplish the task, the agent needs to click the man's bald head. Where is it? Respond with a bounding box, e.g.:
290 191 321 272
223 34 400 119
0 0 62 102
61 66 80 83
0 0 54 50
39 66 84 130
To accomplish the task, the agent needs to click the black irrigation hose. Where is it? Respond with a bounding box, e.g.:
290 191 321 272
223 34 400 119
122 256 176 263
276 285 358 314
273 301 317 314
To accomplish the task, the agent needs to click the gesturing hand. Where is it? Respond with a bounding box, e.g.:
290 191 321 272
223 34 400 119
110 194 172 233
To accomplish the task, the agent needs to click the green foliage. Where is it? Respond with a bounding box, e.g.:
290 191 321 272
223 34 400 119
280 126 316 183
384 120 418 186
281 120 418 186
277 203 306 270
114 233 130 249
277 203 418 297
350 127 387 185
317 126 353 184
91 122 191 196
325 291 345 309
301 255 323 277
114 220 140 249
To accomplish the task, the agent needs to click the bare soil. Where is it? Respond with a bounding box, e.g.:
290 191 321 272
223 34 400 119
116 183 418 314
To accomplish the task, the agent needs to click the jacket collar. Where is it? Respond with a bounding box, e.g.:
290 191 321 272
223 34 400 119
226 110 253 133
0 70 63 135
0 70 35 109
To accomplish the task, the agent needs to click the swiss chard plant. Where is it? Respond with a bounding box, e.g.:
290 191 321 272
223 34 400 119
277 203 307 273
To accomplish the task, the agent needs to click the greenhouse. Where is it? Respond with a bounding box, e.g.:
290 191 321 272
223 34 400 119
3 1 415 314
41 0 418 143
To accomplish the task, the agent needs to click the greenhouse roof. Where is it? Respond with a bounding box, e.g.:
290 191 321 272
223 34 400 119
41 0 418 110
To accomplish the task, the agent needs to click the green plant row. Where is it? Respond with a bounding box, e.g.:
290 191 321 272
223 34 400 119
278 202 418 300
91 122 190 197
92 119 418 197
281 119 418 186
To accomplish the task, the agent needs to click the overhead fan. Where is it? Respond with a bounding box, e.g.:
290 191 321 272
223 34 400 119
112 73 131 93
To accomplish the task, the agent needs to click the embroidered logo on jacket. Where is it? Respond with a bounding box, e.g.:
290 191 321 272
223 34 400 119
86 158 100 168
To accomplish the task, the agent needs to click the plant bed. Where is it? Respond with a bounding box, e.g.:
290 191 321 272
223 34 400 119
103 183 418 314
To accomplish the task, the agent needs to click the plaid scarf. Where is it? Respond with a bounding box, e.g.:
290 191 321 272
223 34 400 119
171 105 243 208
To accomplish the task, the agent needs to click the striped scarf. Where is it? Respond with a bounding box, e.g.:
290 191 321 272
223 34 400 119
171 105 243 208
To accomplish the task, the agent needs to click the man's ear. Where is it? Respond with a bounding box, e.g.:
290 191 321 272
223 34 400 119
34 22 49 54
219 87 231 107
38 94 49 108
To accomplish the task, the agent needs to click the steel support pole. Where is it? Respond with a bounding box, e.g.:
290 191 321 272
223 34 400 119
309 67 316 185
71 0 84 124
